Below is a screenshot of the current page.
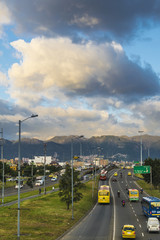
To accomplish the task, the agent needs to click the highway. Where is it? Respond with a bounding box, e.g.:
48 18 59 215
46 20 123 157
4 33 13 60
112 169 160 239
59 169 115 240
59 168 160 240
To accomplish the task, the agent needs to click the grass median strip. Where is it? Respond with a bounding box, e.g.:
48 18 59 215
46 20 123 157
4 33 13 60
0 181 98 240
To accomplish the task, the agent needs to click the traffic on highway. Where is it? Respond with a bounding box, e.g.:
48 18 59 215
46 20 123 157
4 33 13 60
60 168 160 240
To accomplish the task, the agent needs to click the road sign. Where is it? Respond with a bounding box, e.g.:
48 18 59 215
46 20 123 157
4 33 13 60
134 166 151 174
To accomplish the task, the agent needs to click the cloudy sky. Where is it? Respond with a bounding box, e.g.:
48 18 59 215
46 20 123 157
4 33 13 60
1 0 160 140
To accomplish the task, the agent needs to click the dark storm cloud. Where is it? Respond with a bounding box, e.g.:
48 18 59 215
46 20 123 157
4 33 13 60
63 51 160 102
6 0 160 41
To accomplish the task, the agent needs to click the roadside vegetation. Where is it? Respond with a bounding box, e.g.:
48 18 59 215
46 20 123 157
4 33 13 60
2 184 58 204
137 180 160 199
136 158 160 198
59 164 84 209
0 179 98 240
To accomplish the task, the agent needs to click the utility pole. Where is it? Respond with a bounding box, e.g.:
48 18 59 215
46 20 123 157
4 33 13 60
31 160 34 189
138 130 144 166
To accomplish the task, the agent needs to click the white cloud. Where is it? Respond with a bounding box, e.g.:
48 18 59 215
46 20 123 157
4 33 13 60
0 2 11 37
0 71 8 86
9 36 159 109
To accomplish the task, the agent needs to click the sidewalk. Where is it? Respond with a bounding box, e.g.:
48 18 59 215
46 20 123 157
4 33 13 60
0 189 58 207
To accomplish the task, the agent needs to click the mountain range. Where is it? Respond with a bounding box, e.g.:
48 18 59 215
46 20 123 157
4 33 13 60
1 134 160 162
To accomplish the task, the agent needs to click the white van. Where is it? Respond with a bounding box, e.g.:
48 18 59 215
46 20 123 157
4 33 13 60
147 217 160 232
35 179 44 186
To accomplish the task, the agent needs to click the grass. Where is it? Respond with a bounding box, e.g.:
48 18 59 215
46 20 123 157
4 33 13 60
137 179 160 198
2 184 59 204
134 173 144 179
0 180 98 239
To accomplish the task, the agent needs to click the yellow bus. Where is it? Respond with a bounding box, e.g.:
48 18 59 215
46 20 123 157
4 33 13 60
128 189 139 201
98 185 110 204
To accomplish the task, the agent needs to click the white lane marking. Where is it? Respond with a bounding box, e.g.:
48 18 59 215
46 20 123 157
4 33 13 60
137 218 139 222
139 224 141 228
142 233 144 237
109 175 115 240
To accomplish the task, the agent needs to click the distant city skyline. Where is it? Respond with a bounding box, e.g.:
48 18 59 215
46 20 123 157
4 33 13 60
1 1 160 140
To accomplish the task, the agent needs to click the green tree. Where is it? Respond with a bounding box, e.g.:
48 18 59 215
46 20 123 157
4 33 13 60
59 164 84 210
26 177 36 188
143 158 160 188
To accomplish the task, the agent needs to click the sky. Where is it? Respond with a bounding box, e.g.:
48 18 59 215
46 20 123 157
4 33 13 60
1 0 160 140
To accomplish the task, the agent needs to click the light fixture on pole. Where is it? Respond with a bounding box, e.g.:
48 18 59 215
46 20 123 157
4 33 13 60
17 114 38 240
71 135 84 220
138 130 144 166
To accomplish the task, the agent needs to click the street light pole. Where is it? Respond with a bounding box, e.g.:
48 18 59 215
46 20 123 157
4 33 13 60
1 128 4 204
71 135 84 220
138 130 144 166
31 160 34 189
71 138 74 220
44 143 47 194
17 114 38 240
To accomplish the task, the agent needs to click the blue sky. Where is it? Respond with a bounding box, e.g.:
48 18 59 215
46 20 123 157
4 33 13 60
1 0 160 140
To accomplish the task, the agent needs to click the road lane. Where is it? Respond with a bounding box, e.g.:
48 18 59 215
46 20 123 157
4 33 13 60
111 169 160 240
59 170 115 240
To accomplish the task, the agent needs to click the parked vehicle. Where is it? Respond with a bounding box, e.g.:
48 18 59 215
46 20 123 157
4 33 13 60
147 217 160 233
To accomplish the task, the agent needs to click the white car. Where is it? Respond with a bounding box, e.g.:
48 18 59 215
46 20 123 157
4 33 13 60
147 217 160 233
15 184 23 189
51 177 57 181
7 177 15 182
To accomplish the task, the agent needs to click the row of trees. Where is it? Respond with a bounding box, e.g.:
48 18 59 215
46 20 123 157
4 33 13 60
142 158 160 188
0 162 62 188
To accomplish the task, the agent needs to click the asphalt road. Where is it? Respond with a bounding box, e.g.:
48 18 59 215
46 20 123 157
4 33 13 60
111 169 160 240
59 168 160 240
0 176 57 197
59 169 115 240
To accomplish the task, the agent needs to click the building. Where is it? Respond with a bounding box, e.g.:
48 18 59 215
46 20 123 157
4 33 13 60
31 156 53 166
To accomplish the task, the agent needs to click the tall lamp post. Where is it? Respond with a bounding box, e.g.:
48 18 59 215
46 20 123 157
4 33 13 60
71 135 84 220
0 128 4 204
44 143 47 194
138 130 144 166
17 114 38 240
